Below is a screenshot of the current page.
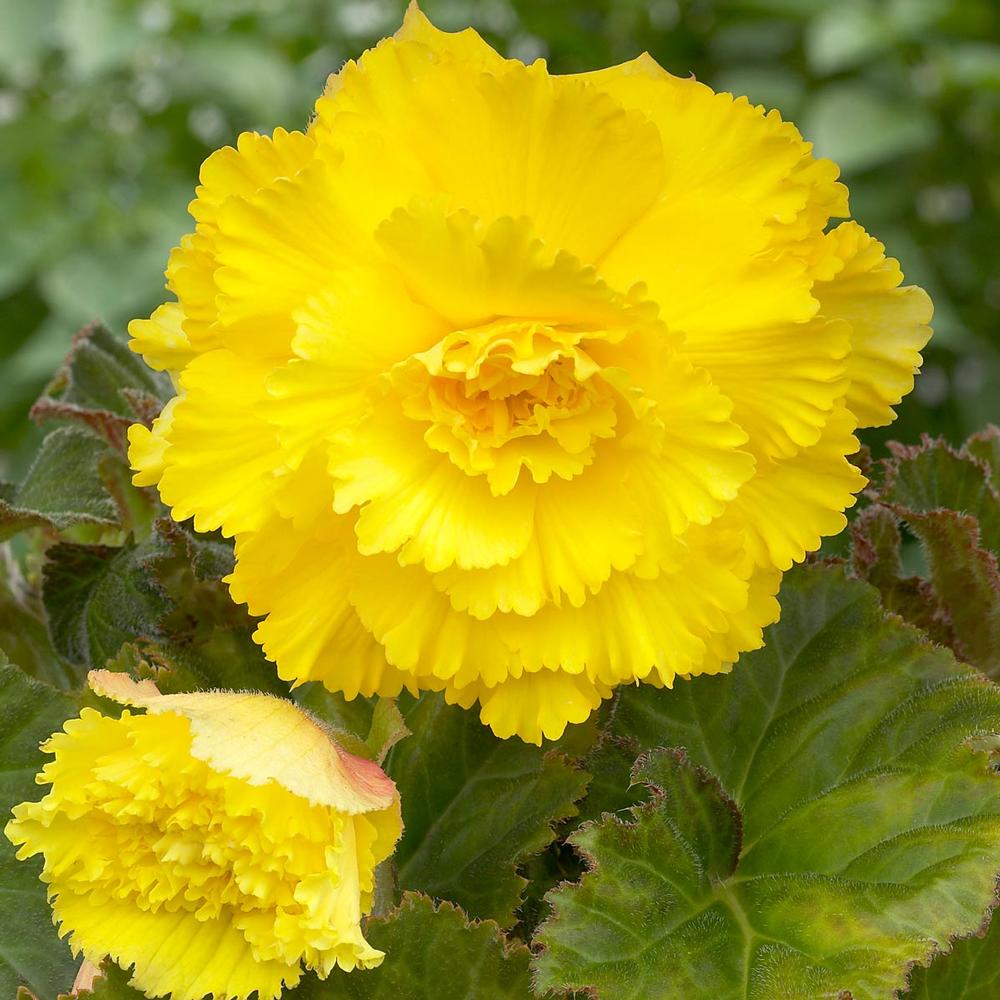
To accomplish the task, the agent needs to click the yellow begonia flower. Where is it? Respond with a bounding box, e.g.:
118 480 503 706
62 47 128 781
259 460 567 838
4 671 402 1000
126 4 932 745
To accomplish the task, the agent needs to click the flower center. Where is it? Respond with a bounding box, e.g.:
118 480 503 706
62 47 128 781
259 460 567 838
390 318 621 495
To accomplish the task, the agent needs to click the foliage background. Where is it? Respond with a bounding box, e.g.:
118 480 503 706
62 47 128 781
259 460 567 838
2 0 999 476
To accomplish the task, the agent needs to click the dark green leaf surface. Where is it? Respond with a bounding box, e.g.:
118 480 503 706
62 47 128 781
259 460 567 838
570 734 649 829
0 556 79 689
897 508 1000 676
32 322 170 450
862 433 1000 676
0 428 120 542
0 660 78 999
387 694 589 926
963 426 1000 494
904 917 1000 999
43 539 169 668
535 564 1000 1000
298 893 533 999
850 504 940 637
882 437 1000 552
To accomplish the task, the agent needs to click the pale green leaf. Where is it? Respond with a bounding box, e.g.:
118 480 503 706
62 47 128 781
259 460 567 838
535 565 1000 1000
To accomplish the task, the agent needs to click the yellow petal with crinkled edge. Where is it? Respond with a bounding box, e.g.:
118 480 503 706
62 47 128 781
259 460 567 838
679 315 851 460
5 680 402 1000
226 511 417 700
127 396 177 488
697 564 782 676
265 270 445 470
724 404 867 571
392 2 507 74
633 358 755 534
55 891 297 1000
191 127 316 234
153 349 282 536
451 669 613 746
341 524 762 700
314 42 665 264
164 232 222 356
331 404 537 572
126 4 931 744
375 205 664 335
89 671 398 813
127 302 195 374
583 55 846 338
212 154 377 356
816 222 934 428
433 450 644 617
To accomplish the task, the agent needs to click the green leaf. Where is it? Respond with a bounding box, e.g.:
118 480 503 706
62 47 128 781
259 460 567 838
43 538 170 668
893 508 1000 676
0 660 78 999
536 749 747 998
31 322 170 451
881 437 1000 553
298 893 534 999
904 915 1000 998
865 435 1000 675
0 428 121 542
850 504 947 643
365 698 409 764
963 425 1000 493
386 693 588 926
0 555 79 689
570 734 649 829
535 564 1000 1000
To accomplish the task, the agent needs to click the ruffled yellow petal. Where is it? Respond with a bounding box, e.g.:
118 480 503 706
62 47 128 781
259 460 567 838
375 206 659 333
56 891 296 1000
5 692 402 1000
226 511 414 700
680 315 851 460
590 58 846 338
89 671 398 814
155 350 282 536
452 669 612 746
392 2 507 74
314 43 665 263
816 221 934 428
433 451 643 617
191 128 316 234
127 396 177 488
331 405 536 572
212 156 376 356
165 232 223 356
724 404 867 571
264 271 445 469
633 358 755 534
127 302 195 374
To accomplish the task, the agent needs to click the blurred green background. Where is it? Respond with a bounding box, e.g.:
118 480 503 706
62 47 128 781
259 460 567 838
2 0 998 477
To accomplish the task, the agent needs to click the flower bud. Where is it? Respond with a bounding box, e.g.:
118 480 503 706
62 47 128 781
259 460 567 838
4 671 402 1000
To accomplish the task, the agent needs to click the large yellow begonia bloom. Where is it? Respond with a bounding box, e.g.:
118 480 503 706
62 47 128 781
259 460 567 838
127 5 932 744
4 671 401 1000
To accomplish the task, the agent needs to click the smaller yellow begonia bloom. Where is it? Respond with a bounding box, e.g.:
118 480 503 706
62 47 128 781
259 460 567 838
4 671 402 1000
